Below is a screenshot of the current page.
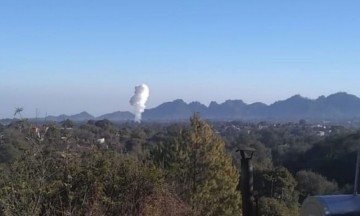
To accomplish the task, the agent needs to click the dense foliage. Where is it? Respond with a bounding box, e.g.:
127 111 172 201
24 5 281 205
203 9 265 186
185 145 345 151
0 116 358 215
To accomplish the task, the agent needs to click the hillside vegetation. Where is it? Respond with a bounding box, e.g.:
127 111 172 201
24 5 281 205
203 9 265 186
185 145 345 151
0 115 358 215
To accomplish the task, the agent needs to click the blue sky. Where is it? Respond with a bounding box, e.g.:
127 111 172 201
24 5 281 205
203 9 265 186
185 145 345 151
1 0 360 118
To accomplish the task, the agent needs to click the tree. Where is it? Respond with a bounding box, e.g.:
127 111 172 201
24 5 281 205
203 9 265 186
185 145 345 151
151 114 242 215
254 166 299 214
258 197 298 216
0 136 189 216
14 107 23 119
61 119 74 128
296 170 338 202
249 142 273 171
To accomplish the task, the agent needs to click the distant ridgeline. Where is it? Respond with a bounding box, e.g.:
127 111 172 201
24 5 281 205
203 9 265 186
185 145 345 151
3 92 360 123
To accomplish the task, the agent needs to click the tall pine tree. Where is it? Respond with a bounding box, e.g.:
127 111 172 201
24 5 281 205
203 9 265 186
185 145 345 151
151 114 242 215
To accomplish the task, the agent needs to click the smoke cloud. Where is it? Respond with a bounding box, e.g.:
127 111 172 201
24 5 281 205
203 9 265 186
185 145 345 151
129 84 149 122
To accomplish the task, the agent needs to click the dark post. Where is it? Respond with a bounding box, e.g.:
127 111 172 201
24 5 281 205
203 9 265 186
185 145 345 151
347 133 360 196
354 149 360 195
238 147 255 216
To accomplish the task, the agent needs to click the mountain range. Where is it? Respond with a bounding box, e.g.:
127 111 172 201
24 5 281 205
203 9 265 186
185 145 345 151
142 92 360 121
4 92 360 123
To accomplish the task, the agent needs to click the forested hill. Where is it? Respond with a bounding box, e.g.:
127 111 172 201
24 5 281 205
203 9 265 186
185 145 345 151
3 92 360 123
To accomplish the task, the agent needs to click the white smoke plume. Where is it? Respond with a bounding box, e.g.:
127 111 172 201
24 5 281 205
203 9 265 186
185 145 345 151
129 84 149 122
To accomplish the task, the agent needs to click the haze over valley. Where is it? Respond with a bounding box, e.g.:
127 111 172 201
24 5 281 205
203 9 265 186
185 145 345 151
3 92 360 124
